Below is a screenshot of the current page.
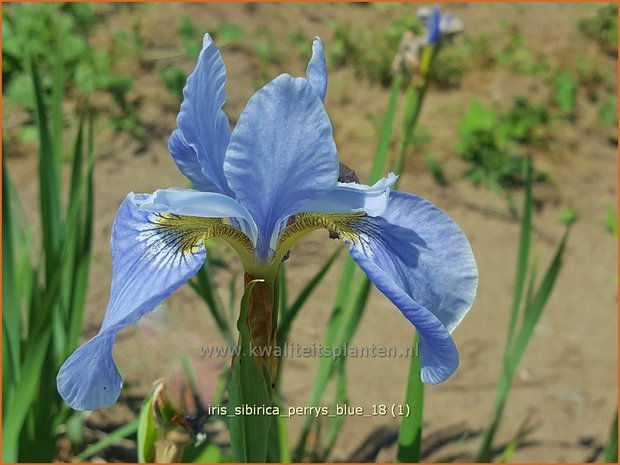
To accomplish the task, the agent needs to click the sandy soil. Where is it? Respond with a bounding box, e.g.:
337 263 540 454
4 3 617 462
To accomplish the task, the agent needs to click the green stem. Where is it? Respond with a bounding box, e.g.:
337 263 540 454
228 279 275 462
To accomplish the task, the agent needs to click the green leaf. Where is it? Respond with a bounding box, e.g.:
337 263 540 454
324 357 348 460
604 412 618 463
368 76 401 184
605 202 618 236
189 259 234 346
511 228 568 370
2 165 21 389
397 334 424 463
228 279 272 462
553 70 577 118
277 246 342 344
31 59 62 283
2 326 52 462
137 387 158 463
74 420 139 462
477 160 570 461
507 159 533 351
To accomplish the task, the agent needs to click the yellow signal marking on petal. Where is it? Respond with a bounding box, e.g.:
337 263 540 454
278 212 364 245
273 212 365 267
152 213 254 257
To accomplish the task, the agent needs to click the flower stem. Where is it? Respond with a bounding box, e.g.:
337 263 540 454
228 272 284 462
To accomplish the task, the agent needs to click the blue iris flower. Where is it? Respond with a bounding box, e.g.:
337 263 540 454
57 35 478 411
426 6 442 44
420 6 460 45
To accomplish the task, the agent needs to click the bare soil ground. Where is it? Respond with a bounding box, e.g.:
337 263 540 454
4 3 617 462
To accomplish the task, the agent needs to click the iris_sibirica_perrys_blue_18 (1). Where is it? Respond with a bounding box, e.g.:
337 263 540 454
57 34 478 411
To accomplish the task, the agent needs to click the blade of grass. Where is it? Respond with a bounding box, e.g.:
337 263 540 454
189 259 234 346
67 110 95 350
368 75 402 184
477 160 534 462
506 159 533 352
323 357 348 461
51 48 65 170
31 59 61 283
2 326 52 462
228 279 271 462
74 420 139 462
604 412 618 463
510 229 569 371
277 246 342 344
2 166 21 386
477 165 570 462
397 334 424 462
294 270 371 459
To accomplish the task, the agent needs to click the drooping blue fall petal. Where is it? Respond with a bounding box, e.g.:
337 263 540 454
57 194 209 410
346 191 478 383
224 74 339 261
172 34 232 194
306 37 327 102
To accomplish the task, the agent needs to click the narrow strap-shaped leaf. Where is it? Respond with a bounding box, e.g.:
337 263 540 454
277 246 342 344
67 110 95 353
397 334 424 462
74 420 139 462
2 326 52 463
189 260 234 346
368 76 401 184
228 279 272 462
294 265 372 459
604 411 618 463
324 357 348 460
510 228 569 373
31 59 62 284
137 388 157 463
51 49 65 172
478 173 569 462
2 165 21 390
506 158 533 353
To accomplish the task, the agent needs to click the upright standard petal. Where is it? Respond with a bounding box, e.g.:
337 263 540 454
426 6 441 44
224 74 339 261
57 194 209 410
173 34 232 194
168 129 218 192
338 191 477 383
306 37 327 102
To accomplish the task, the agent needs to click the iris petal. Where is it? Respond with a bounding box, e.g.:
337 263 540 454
168 129 218 192
306 37 327 102
347 191 477 382
57 194 208 410
136 187 258 244
298 173 397 218
224 74 339 261
173 34 232 194
348 247 460 383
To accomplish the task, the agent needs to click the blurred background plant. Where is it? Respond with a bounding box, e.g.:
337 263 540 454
3 31 95 465
578 3 618 56
3 3 143 145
